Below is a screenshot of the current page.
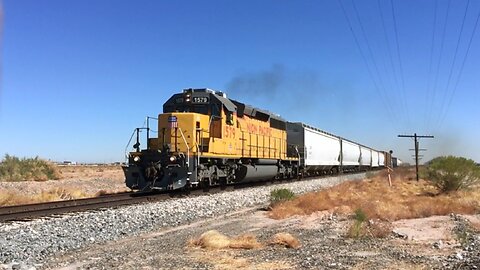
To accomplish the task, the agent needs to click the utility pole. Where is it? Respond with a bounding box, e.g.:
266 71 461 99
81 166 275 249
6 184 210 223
398 133 434 181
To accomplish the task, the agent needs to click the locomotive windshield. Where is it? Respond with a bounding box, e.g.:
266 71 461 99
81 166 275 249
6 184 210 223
163 103 221 117
164 105 209 114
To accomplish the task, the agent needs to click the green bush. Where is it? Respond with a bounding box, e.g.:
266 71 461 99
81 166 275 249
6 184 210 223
354 208 368 223
348 208 369 238
425 156 480 193
0 154 60 182
270 188 296 204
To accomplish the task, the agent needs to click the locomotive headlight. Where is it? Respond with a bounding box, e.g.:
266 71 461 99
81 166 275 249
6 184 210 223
133 156 141 162
169 156 176 162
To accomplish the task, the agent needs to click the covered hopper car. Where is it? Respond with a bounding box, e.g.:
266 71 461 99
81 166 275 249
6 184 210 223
123 88 391 191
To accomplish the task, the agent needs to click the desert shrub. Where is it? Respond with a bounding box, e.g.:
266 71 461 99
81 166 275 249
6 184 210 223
354 208 368 222
270 188 295 204
347 208 391 238
0 154 61 182
425 156 480 193
348 208 368 238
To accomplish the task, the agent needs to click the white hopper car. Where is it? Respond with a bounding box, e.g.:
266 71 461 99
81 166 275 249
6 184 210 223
286 122 390 175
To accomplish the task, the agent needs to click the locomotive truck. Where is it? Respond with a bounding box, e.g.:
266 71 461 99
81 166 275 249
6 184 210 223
123 88 391 191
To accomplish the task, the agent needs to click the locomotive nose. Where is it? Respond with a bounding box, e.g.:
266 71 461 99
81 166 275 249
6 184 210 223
162 165 189 190
123 162 189 191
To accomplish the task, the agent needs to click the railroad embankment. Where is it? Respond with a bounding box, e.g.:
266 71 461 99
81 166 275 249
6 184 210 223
0 173 365 268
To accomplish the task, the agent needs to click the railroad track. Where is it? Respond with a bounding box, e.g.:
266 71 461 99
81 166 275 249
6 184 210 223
0 192 171 222
0 184 267 223
0 187 227 223
0 171 368 223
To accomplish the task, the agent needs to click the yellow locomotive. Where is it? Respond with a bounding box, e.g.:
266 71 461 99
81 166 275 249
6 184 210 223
124 88 299 191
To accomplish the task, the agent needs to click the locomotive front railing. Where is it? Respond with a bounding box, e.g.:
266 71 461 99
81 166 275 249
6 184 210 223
178 128 190 169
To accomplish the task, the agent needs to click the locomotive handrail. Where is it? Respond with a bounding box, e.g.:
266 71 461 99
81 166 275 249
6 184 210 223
295 146 302 167
124 128 138 162
208 115 222 132
146 116 158 143
194 141 201 163
124 116 159 163
178 128 190 168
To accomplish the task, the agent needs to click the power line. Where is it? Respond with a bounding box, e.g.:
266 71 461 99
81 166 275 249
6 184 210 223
437 0 480 130
427 0 451 131
350 0 398 121
423 0 438 130
337 0 398 123
390 0 411 126
377 0 404 122
435 0 470 130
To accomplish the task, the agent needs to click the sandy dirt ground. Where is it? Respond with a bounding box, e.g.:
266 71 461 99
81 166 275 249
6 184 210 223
45 207 479 270
0 166 128 205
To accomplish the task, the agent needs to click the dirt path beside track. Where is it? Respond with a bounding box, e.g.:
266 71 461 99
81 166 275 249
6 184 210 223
45 207 479 270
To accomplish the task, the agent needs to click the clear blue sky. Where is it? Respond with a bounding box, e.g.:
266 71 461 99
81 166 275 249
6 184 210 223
1 0 479 163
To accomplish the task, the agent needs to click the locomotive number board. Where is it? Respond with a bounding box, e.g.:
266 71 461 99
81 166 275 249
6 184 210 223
192 97 209 103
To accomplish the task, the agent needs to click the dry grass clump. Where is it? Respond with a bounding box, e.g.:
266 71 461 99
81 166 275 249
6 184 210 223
188 230 262 250
0 154 61 182
269 167 480 221
229 234 263 249
188 230 230 249
269 232 301 249
0 188 90 206
347 211 392 239
190 251 293 270
94 190 109 197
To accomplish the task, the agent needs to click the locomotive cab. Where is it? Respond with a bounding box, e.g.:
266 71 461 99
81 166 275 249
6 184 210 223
124 88 237 191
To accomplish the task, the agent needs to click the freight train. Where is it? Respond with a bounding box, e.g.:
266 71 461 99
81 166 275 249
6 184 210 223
123 88 392 191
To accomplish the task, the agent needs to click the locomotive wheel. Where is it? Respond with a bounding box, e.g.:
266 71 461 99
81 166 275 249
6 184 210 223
219 178 227 190
181 183 191 195
202 181 210 192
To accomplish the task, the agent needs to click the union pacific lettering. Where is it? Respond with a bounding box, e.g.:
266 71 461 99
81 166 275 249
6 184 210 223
246 123 272 136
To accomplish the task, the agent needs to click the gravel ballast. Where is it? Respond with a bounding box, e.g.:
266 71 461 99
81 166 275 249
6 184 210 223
0 173 365 267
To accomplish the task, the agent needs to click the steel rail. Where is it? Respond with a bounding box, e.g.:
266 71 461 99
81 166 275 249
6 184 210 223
0 171 368 223
0 192 169 222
